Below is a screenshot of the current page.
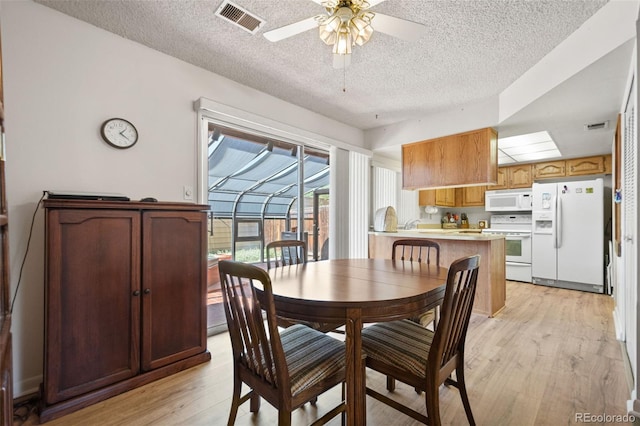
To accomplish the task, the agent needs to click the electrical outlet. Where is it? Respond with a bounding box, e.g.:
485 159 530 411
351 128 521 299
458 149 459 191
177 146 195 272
183 185 193 200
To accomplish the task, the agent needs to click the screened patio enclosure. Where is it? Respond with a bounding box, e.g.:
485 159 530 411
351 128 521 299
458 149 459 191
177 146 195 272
207 125 330 263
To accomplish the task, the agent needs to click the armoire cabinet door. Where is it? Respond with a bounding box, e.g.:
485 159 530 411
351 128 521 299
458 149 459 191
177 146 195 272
141 210 207 371
44 209 141 404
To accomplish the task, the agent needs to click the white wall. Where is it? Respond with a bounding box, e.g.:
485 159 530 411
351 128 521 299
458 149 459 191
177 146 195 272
365 96 499 152
2 1 365 396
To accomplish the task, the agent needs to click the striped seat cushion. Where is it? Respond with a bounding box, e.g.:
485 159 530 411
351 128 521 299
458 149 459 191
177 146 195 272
280 324 345 395
361 319 434 379
410 308 436 328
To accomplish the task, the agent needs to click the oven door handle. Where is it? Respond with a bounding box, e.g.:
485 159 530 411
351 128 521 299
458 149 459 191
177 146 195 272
506 261 531 266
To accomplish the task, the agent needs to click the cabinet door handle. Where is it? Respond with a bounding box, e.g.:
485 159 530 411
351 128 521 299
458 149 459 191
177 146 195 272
144 288 151 295
133 290 141 297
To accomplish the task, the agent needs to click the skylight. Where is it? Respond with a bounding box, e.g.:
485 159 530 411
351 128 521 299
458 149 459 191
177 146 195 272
497 131 561 165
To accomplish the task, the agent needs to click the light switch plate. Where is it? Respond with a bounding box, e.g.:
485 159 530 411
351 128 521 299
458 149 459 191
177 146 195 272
183 185 193 200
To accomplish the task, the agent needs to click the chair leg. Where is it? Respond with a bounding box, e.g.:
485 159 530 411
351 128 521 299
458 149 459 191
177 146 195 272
386 375 396 391
425 382 441 426
227 376 242 426
278 409 292 426
310 396 318 406
342 382 346 426
456 364 476 426
250 392 261 413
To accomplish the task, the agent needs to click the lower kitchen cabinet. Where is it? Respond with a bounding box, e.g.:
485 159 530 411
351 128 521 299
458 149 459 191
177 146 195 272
40 200 211 422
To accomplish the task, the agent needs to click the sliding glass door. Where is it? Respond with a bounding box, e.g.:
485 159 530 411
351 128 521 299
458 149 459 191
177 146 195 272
203 123 330 333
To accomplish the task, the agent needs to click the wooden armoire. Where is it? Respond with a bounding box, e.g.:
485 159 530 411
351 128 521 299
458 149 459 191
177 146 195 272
40 200 211 422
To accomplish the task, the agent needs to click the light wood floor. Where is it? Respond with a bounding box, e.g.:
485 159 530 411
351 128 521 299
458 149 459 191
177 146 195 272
15 281 633 425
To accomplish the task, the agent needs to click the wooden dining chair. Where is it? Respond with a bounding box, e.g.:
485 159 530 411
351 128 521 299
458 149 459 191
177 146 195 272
392 238 441 328
361 255 481 426
392 238 440 266
266 239 342 334
218 260 346 426
266 239 307 269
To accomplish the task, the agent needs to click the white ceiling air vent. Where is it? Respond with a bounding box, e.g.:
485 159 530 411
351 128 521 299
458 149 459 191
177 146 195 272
584 121 610 131
215 1 265 35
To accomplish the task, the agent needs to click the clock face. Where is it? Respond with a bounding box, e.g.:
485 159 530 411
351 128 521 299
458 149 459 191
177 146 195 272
101 118 138 149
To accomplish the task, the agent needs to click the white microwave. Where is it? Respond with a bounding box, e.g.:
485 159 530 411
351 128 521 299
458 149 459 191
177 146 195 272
485 189 532 212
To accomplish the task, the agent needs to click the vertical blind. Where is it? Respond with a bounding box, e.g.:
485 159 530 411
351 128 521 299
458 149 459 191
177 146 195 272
349 151 370 258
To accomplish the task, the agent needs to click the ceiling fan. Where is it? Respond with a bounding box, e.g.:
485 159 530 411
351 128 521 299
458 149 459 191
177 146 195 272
263 0 427 68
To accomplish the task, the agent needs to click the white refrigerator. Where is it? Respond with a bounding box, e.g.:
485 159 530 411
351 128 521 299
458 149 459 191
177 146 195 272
532 178 605 293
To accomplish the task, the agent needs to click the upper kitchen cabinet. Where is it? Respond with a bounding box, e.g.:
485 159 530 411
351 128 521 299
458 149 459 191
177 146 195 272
488 164 532 189
490 168 508 189
402 127 498 189
507 164 533 188
566 155 606 176
532 155 611 180
418 188 456 207
419 186 485 207
533 161 566 179
460 185 487 206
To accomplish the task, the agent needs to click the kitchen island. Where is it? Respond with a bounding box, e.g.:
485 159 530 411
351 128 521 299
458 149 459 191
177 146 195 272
369 230 505 317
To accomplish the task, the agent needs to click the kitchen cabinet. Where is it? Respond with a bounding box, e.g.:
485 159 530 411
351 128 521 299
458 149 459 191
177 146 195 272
460 186 487 206
418 188 456 207
507 164 533 188
566 155 606 176
40 200 211 422
420 186 485 207
490 168 508 190
605 153 613 174
533 161 565 179
402 127 498 189
488 164 532 189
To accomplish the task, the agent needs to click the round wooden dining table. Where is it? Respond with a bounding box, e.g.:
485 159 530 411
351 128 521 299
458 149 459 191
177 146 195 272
265 258 448 426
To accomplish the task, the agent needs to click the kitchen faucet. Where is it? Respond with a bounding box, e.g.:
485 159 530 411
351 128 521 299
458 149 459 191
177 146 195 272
404 219 420 229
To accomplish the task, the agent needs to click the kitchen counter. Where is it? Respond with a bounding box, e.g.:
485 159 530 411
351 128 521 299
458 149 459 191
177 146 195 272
369 232 506 317
371 229 502 241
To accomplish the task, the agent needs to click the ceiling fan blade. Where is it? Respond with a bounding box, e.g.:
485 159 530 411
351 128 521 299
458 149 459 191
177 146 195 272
263 16 320 42
367 0 387 7
333 53 351 69
371 13 427 42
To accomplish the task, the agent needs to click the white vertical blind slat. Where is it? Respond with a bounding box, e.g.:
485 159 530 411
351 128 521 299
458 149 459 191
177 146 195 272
372 167 397 212
350 152 370 258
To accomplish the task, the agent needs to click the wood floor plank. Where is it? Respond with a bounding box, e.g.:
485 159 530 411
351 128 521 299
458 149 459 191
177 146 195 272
15 282 633 425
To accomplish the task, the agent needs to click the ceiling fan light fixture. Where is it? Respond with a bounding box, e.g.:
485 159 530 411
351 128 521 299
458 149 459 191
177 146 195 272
333 25 353 55
350 12 374 46
319 14 341 36
319 28 337 45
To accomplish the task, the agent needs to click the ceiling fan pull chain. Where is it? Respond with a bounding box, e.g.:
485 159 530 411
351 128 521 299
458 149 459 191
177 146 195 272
343 62 346 92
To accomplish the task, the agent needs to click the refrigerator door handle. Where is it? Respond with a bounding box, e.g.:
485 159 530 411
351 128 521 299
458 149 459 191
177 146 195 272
556 195 562 248
551 195 558 248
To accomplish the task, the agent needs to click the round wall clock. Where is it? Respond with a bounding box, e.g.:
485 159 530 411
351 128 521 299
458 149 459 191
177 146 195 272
100 118 138 149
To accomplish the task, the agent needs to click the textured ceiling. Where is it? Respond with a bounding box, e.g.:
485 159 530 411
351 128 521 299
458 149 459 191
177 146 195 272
35 0 629 160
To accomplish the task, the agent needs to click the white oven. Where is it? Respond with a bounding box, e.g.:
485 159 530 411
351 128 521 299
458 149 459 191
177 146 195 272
482 214 532 282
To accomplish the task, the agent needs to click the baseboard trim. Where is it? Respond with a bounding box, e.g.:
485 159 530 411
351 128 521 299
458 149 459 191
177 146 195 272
614 306 625 341
14 374 43 399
